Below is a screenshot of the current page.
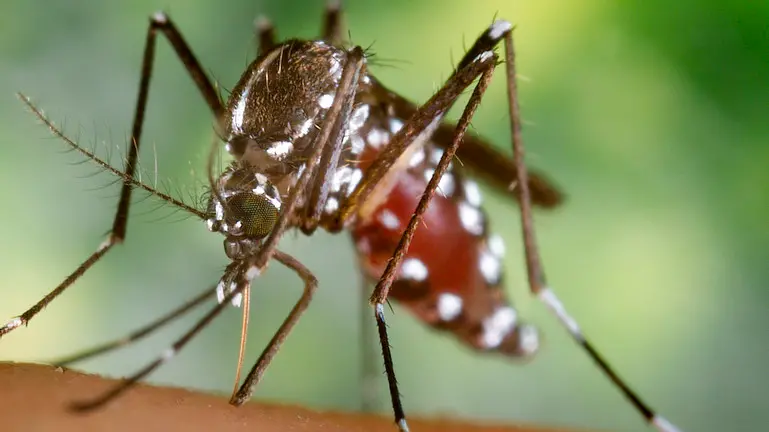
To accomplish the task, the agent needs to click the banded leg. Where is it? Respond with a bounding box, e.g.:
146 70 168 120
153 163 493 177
17 93 234 411
300 89 358 234
255 0 343 58
500 25 682 432
230 250 318 405
370 50 498 432
254 16 276 56
0 12 223 339
327 26 503 431
70 263 250 411
48 286 216 367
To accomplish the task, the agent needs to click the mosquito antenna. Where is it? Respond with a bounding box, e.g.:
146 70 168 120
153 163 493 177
48 285 217 366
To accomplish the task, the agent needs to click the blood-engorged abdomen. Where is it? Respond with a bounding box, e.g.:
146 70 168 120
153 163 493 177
350 133 540 358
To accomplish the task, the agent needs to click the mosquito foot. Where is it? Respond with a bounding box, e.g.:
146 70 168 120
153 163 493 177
653 415 683 432
397 418 410 432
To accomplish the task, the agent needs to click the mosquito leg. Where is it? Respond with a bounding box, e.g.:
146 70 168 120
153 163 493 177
321 0 344 45
380 18 563 208
326 22 505 430
299 81 358 235
254 16 276 56
359 278 380 412
500 26 682 432
371 56 497 432
48 285 216 367
70 264 248 411
0 12 223 339
230 249 318 405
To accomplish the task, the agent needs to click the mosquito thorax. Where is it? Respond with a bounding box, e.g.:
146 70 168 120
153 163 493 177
222 39 362 188
206 164 281 260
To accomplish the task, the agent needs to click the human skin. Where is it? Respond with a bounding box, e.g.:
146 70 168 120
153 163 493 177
0 362 586 432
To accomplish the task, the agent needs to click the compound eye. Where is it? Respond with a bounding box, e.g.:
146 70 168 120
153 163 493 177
227 193 279 238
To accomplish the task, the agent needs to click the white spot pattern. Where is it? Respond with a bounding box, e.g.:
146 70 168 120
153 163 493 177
215 280 226 304
518 324 539 355
408 147 425 168
437 172 455 197
463 179 482 207
350 135 365 154
232 87 250 134
488 234 505 258
265 140 293 159
458 202 484 235
479 249 501 284
378 209 400 230
437 293 463 321
298 119 314 137
489 20 513 40
423 168 435 184
324 197 339 214
367 128 388 148
2 317 22 331
475 51 494 63
331 166 353 192
246 266 261 281
161 348 176 361
350 105 369 131
429 147 444 165
318 93 334 109
481 307 517 349
389 118 404 134
401 258 428 282
348 168 363 194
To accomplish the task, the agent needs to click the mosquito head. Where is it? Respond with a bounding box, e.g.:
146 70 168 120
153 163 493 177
206 163 281 259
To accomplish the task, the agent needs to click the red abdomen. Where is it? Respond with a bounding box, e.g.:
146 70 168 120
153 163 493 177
348 110 539 358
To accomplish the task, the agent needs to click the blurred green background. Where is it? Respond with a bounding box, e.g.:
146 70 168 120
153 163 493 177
1 1 768 431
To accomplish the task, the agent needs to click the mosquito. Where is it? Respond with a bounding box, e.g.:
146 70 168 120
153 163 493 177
2 2 682 431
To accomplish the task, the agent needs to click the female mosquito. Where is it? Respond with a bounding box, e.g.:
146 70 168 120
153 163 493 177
2 2 682 431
